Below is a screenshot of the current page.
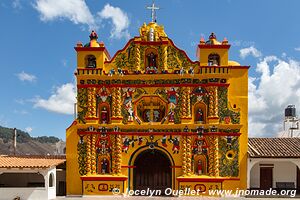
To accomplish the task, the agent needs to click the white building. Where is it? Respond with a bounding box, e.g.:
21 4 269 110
248 138 300 191
0 155 65 200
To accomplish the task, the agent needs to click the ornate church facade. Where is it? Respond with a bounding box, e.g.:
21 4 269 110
66 20 249 196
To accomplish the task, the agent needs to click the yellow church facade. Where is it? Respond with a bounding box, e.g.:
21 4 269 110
66 21 249 196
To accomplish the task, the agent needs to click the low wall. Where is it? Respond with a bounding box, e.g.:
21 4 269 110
0 187 48 200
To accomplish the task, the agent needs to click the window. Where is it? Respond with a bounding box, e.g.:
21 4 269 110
49 173 54 187
208 53 220 66
85 55 96 68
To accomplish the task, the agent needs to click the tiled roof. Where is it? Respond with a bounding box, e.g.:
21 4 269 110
248 138 300 158
0 155 65 168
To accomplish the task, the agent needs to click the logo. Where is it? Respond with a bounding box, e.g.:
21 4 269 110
112 188 121 195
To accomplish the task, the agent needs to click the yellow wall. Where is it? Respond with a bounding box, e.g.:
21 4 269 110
228 68 248 189
66 26 249 196
199 48 229 66
66 123 82 195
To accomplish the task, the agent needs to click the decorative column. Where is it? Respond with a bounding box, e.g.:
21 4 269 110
207 86 219 123
87 87 97 118
214 86 219 116
111 88 122 123
163 45 168 71
115 134 122 175
111 135 116 174
135 44 141 71
214 136 219 177
182 136 187 176
186 136 192 176
181 90 187 117
207 136 219 177
186 88 192 118
181 87 192 123
91 134 97 174
86 135 92 175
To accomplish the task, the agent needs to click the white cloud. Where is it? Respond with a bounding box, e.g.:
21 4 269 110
98 4 130 39
33 1 130 39
249 55 300 137
33 83 76 115
15 99 26 105
12 0 22 9
240 46 262 59
14 109 29 115
33 0 96 29
295 47 300 51
25 127 33 133
16 71 37 82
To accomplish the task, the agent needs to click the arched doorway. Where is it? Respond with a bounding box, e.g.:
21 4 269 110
133 149 171 194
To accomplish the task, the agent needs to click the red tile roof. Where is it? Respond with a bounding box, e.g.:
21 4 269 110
0 155 65 168
248 138 300 158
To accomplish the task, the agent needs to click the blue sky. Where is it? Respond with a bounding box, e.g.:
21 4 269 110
1 0 300 139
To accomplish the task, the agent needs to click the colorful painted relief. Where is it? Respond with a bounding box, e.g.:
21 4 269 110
218 87 240 124
219 136 239 177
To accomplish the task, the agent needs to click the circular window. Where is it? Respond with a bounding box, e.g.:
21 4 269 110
226 150 235 160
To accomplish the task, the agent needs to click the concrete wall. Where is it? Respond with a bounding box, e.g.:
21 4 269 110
0 167 57 200
250 160 298 189
46 167 57 199
0 188 48 200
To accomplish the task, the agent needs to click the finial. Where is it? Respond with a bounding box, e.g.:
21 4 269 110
209 32 216 40
147 1 160 22
89 30 98 40
200 37 205 45
76 41 83 47
222 37 228 44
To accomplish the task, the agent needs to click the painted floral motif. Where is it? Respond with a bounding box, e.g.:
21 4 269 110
219 136 239 177
77 136 87 175
77 88 88 124
167 45 198 71
114 42 136 72
218 87 240 124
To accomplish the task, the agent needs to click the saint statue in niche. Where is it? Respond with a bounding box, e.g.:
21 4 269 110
148 52 157 68
197 160 203 175
196 108 204 123
101 107 109 124
101 158 109 174
146 52 158 73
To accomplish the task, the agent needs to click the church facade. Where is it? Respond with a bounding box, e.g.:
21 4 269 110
66 21 249 196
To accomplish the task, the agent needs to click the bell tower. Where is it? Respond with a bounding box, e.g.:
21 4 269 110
198 33 230 66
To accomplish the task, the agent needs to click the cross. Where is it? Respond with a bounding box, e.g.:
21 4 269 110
144 99 160 122
147 1 160 22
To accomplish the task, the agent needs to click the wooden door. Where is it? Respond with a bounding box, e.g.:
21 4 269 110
260 167 273 189
134 149 171 195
